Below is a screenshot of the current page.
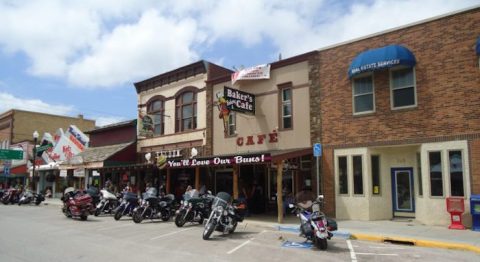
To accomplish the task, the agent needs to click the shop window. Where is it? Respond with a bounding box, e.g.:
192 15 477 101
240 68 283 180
449 150 464 197
338 156 348 194
147 99 164 135
390 67 416 109
352 75 374 114
416 152 423 196
281 88 292 129
353 155 363 195
175 90 197 132
428 151 443 197
371 155 380 195
227 112 236 136
300 155 312 170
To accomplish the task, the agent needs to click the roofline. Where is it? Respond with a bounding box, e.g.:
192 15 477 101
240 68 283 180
317 5 480 52
85 119 137 134
0 108 95 122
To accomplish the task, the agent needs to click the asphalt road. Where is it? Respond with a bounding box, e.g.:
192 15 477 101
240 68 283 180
0 204 478 262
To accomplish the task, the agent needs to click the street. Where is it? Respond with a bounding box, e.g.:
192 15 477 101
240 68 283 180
0 204 478 262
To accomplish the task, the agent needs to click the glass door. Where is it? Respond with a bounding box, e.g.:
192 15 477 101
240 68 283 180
391 168 415 212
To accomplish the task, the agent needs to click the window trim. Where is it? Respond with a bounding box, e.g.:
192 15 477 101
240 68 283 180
337 155 349 195
174 86 198 133
352 155 364 196
352 73 375 115
447 149 465 197
371 155 381 196
226 112 236 137
389 66 417 110
277 82 294 131
146 95 166 136
427 150 444 198
416 152 423 197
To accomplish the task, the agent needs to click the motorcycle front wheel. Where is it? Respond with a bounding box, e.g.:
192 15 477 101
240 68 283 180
94 207 102 216
315 237 328 250
161 210 171 222
114 207 124 221
228 219 238 234
175 210 187 227
133 208 144 223
202 220 216 240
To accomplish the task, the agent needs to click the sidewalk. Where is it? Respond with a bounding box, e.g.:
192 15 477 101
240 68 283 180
243 215 480 254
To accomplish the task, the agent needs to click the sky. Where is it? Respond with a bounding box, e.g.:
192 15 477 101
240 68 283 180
0 0 478 127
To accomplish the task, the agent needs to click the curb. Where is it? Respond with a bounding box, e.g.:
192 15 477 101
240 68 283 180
350 233 480 254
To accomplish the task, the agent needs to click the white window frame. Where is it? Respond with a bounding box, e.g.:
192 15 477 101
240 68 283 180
427 150 444 198
390 66 417 110
352 74 375 115
281 88 292 129
227 112 236 136
447 149 465 197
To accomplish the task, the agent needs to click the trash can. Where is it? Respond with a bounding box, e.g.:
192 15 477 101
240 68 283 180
446 197 465 230
470 194 480 232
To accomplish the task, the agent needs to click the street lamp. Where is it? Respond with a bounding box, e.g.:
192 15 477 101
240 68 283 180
32 130 39 190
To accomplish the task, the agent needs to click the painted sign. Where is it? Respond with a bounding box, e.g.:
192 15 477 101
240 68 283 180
231 64 270 84
224 86 255 114
236 131 278 146
167 154 271 168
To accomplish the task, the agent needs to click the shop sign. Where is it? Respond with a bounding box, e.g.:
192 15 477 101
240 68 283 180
167 154 271 168
236 131 278 146
224 86 255 115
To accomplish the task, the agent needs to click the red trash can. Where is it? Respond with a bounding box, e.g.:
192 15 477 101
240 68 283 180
446 197 465 230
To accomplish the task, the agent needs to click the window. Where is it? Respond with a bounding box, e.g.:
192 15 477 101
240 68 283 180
371 155 380 195
147 99 164 135
391 67 416 108
429 151 443 196
353 76 374 114
281 88 292 129
227 112 236 136
449 151 464 197
338 156 348 194
416 152 423 196
175 91 197 132
353 155 363 195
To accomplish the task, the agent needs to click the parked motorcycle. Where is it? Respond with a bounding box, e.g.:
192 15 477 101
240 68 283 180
113 191 138 220
61 187 94 221
94 188 120 216
18 190 45 205
175 190 214 227
289 191 337 250
132 188 175 223
202 192 245 240
1 188 20 205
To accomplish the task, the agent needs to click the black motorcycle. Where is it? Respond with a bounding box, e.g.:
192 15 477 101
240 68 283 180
202 192 245 240
175 190 214 227
113 191 138 220
132 188 175 223
1 188 20 205
18 190 45 205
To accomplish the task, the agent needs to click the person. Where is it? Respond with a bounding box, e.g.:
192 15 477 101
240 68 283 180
282 187 295 217
123 182 132 193
45 187 52 198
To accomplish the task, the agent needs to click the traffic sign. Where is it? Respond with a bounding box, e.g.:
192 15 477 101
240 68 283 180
36 144 52 152
313 143 322 157
0 149 24 160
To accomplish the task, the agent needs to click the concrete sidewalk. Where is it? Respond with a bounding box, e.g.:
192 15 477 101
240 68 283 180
243 215 480 254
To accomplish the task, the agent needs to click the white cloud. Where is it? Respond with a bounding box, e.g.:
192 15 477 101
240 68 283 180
67 10 200 88
93 116 127 127
0 92 74 115
0 0 477 88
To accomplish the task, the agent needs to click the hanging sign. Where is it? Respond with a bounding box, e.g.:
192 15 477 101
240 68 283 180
224 86 255 114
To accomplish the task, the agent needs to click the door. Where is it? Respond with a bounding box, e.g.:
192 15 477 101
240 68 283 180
391 168 415 214
215 170 233 195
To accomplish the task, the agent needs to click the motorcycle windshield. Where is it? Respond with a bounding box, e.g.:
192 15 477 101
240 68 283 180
86 187 99 196
212 192 231 209
123 192 137 200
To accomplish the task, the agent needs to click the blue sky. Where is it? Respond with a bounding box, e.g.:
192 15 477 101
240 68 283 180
0 0 478 126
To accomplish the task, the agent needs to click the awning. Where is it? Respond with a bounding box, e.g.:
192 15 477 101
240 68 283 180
348 45 416 78
476 36 480 55
60 142 135 169
270 147 312 163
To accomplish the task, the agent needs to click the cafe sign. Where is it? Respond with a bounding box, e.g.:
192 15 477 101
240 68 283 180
224 86 255 115
167 153 271 168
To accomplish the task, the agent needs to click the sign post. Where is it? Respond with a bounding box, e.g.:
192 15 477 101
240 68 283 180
313 143 322 196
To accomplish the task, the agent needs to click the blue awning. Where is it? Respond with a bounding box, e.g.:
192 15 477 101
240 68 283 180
348 45 416 78
476 36 480 55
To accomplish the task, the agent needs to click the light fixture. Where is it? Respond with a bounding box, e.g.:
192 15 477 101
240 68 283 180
33 130 39 139
191 147 198 158
145 152 151 163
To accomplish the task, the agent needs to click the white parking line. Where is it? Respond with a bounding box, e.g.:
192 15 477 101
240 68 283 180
347 240 357 262
356 253 399 256
227 230 267 255
150 228 193 240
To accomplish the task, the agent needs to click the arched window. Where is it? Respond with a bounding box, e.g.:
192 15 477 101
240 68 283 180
147 98 164 135
175 91 197 132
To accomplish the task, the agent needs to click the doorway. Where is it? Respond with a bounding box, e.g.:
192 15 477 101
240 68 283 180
391 168 415 217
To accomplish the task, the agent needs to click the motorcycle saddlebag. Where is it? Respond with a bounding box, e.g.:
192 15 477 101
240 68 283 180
327 217 338 231
75 194 92 206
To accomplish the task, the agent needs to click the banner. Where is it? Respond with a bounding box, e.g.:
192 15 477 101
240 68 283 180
231 64 270 84
167 154 271 168
137 107 154 139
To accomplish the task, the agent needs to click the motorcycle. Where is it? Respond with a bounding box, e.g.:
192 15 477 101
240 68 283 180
18 190 45 205
1 188 20 205
61 187 94 221
132 188 175 223
94 188 120 216
175 190 214 227
113 191 138 220
202 192 245 240
289 191 337 250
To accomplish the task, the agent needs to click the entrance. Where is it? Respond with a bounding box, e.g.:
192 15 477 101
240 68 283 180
215 170 233 195
391 168 415 217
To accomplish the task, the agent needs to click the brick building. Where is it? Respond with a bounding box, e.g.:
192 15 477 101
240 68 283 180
311 7 480 226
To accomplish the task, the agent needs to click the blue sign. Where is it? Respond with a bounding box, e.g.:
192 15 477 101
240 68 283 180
4 166 10 176
313 143 322 157
281 241 313 249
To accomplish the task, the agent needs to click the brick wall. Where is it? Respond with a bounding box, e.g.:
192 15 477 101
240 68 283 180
311 8 480 147
471 139 480 194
